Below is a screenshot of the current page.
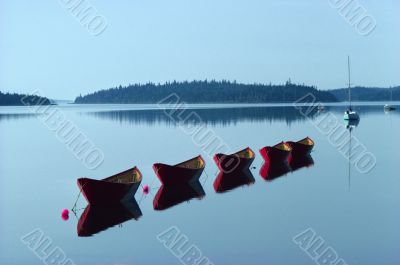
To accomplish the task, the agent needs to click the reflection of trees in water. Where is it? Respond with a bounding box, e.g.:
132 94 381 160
84 105 399 126
0 113 37 122
1 104 397 124
85 107 319 126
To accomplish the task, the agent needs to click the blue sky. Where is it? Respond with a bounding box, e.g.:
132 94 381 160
1 0 399 99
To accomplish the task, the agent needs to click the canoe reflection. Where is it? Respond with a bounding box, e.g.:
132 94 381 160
213 169 255 193
153 181 205 211
260 153 315 181
288 154 314 172
77 200 142 237
259 161 291 181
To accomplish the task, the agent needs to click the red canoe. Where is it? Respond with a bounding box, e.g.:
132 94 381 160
153 156 205 186
153 181 205 211
213 147 255 173
259 142 292 162
77 166 142 205
259 161 291 181
77 200 142 237
213 168 255 193
286 137 314 155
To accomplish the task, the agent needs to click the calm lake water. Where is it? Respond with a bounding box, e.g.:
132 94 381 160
0 103 399 265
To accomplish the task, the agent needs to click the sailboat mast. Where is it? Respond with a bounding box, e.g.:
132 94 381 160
348 56 352 110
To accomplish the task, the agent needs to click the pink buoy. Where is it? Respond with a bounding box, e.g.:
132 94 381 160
61 214 69 221
61 209 69 221
143 185 149 195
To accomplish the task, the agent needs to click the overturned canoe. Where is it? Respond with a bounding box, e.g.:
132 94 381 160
213 168 255 193
153 156 205 186
214 147 255 173
259 142 292 162
77 167 142 205
286 137 314 155
77 200 142 237
153 181 205 211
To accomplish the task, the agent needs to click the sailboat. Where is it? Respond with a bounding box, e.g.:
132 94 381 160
343 56 360 121
384 87 396 111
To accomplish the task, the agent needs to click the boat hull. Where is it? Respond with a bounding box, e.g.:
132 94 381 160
286 141 313 155
344 111 359 120
259 146 291 163
77 178 141 205
384 105 396 111
213 149 254 173
153 156 205 185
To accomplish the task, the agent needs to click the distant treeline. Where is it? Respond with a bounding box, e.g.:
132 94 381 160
330 86 400 101
0 91 51 106
74 80 338 104
4 82 399 106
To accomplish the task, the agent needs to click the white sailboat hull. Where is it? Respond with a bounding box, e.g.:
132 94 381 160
344 111 359 120
384 104 396 111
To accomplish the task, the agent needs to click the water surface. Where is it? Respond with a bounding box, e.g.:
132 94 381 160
0 103 399 265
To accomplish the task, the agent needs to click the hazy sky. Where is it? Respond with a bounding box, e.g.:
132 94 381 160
1 0 399 99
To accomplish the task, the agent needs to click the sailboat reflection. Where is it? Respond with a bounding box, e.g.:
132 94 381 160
77 200 142 237
153 181 205 211
259 161 291 181
213 169 255 193
346 118 359 190
288 154 314 172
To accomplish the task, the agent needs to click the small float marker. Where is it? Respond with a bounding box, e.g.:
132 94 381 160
143 185 149 195
61 209 69 221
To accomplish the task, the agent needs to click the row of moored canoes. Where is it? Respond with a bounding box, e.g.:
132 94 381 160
76 137 314 236
77 137 315 205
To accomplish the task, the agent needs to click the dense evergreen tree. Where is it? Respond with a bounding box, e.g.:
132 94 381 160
0 91 51 106
330 86 400 101
74 80 338 104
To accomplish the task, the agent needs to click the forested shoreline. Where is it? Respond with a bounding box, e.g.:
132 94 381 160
2 82 399 105
329 86 400 101
0 91 51 106
74 80 338 104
